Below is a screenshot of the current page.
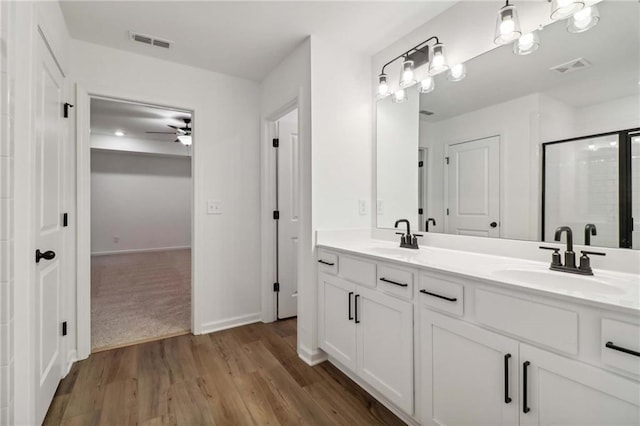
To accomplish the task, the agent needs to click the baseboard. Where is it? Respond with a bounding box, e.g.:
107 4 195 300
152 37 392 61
64 350 78 377
91 245 191 256
328 356 420 426
198 312 262 335
298 344 328 366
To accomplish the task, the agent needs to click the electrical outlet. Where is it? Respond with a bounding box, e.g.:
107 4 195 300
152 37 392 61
377 200 384 215
207 199 222 215
358 199 368 216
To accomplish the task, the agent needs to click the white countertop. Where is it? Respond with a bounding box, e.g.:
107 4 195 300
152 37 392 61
317 238 640 314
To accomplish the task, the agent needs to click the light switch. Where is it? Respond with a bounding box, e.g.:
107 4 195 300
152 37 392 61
207 199 222 215
377 200 384 215
358 199 368 216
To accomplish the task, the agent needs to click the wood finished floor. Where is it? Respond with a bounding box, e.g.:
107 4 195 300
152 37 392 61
44 319 405 426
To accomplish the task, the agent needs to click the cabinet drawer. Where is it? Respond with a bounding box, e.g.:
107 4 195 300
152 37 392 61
340 255 376 288
419 273 463 316
475 289 578 355
377 263 414 300
317 250 338 274
601 318 640 376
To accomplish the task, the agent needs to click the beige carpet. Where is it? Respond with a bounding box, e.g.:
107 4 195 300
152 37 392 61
91 249 191 351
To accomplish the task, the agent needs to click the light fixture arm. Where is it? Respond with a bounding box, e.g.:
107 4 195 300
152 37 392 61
379 35 441 75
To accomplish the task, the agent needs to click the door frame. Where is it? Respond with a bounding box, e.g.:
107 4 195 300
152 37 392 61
75 88 197 359
260 96 299 322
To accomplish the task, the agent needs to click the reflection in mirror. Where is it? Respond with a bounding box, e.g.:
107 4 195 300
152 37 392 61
375 1 639 249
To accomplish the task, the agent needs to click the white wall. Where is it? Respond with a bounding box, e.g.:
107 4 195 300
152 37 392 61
91 133 191 157
91 150 191 254
71 39 262 338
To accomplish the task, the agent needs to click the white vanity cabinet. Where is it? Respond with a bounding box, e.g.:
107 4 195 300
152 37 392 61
317 251 414 414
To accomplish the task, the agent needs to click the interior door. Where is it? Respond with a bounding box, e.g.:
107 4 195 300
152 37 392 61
34 32 65 424
276 110 299 319
520 343 640 426
446 136 500 237
420 309 519 426
356 286 413 414
631 133 639 249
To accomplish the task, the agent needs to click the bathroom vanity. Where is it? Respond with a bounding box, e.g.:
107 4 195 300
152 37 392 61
316 236 639 426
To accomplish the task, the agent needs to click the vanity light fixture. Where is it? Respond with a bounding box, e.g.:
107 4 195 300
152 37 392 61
550 0 584 20
114 130 125 137
514 31 540 55
376 35 452 99
567 5 599 33
494 0 522 45
447 63 467 82
418 76 435 94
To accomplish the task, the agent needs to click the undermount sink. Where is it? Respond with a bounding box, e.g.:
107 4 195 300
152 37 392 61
492 268 626 295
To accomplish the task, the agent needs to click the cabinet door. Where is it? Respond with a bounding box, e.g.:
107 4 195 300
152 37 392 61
356 286 414 414
520 343 640 426
420 308 519 426
318 273 357 371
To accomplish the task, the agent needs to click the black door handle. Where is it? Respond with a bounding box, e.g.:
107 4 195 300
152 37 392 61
490 222 498 228
348 291 354 320
523 361 530 413
605 341 640 357
504 354 512 404
354 294 360 324
35 249 56 263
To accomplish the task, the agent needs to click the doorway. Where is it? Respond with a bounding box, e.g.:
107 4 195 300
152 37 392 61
274 108 299 320
88 97 193 351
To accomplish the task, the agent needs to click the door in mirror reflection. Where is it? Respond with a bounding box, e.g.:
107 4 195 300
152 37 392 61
446 136 500 237
543 134 619 248
632 134 640 249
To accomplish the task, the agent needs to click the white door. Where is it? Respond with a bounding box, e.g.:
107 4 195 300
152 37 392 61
34 32 65 424
632 134 640 249
277 110 299 319
520 343 640 426
420 309 519 426
446 136 500 237
356 286 413 414
318 274 357 371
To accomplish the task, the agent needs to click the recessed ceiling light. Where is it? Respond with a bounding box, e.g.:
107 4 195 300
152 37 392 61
114 130 125 137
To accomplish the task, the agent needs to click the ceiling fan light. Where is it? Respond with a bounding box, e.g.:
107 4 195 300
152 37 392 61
178 135 192 146
550 0 584 20
114 130 124 137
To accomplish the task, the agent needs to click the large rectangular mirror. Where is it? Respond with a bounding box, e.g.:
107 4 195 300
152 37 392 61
376 1 639 249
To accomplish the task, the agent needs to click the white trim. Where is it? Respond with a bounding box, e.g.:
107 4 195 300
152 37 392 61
64 350 77 377
91 245 191 256
327 357 420 426
297 344 328 366
198 313 262 335
260 94 300 323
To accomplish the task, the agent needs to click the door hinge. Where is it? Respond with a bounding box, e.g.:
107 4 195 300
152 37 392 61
61 321 67 336
62 212 68 227
272 138 279 148
445 156 450 165
273 282 280 292
418 160 424 168
273 210 280 220
418 208 424 215
63 103 74 118
446 208 450 216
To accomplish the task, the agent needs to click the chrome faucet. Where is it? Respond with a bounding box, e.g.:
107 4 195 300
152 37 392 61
584 224 597 246
394 219 421 249
540 225 605 275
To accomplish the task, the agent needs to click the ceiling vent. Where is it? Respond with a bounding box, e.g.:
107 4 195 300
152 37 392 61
130 32 172 49
420 110 435 116
550 58 592 75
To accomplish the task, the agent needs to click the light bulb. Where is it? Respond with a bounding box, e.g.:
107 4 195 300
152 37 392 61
392 89 407 103
178 135 192 146
494 3 522 44
551 0 584 20
400 58 416 88
447 63 467 82
377 74 390 98
418 76 435 94
513 31 540 56
567 5 599 33
500 19 515 36
429 43 449 75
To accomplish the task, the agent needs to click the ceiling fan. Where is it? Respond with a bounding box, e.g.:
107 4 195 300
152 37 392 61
146 117 192 144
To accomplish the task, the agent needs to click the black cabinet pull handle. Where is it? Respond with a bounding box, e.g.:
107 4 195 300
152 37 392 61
348 292 354 321
380 277 408 287
318 260 335 266
354 294 360 324
35 249 56 264
419 289 457 302
504 354 512 404
605 341 640 357
523 361 530 413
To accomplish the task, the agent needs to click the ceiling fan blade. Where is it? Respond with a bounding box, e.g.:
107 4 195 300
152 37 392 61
146 131 176 134
174 139 180 143
168 125 180 130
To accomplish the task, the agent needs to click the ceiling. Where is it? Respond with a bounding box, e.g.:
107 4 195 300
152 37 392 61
418 1 639 121
60 1 456 81
90 98 191 143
